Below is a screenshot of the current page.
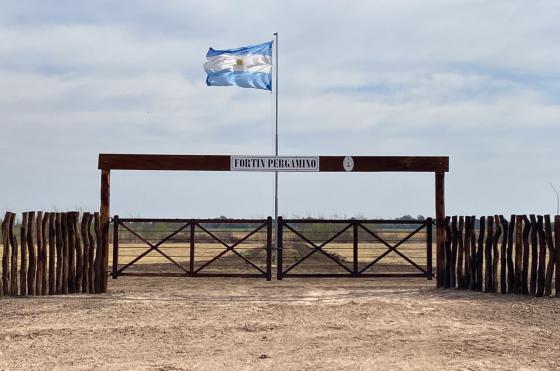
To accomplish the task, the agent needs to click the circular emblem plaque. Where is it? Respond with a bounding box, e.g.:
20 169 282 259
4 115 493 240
343 156 354 172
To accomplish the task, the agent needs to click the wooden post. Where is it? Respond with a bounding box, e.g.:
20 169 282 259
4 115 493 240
94 212 102 293
521 216 531 295
463 216 471 288
506 215 516 294
40 212 48 295
74 212 83 293
61 212 69 295
469 216 477 291
555 215 559 298
100 169 110 293
477 216 485 291
36 211 43 295
48 212 56 295
492 215 501 293
67 212 76 293
484 216 494 292
9 213 19 296
544 215 555 296
457 216 464 288
55 213 63 294
529 215 538 295
26 211 36 295
499 216 508 294
444 217 452 288
514 215 523 294
536 215 546 297
81 212 90 293
450 216 458 288
20 212 28 296
1 212 12 296
87 214 96 293
435 171 445 288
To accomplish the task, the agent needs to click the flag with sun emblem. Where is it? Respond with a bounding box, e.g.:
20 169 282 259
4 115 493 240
204 41 273 91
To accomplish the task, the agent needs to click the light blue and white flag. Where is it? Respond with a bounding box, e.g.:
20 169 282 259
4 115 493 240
204 41 272 91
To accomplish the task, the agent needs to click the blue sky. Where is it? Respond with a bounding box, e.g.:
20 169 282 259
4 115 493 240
1 0 559 218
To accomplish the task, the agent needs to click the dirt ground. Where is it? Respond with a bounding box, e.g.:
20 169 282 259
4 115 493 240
1 277 560 370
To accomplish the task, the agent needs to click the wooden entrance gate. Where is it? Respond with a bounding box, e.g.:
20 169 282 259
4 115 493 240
111 217 272 280
99 154 448 289
277 217 433 279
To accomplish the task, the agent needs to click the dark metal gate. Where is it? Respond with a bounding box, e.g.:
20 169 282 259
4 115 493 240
277 217 433 279
111 217 272 280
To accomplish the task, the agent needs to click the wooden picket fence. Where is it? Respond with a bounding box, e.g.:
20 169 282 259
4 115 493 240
1 211 104 297
440 215 560 297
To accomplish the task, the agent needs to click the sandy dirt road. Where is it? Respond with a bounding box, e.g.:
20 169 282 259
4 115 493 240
1 277 559 370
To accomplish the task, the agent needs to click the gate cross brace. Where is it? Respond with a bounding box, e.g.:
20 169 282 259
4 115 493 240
282 223 354 275
357 223 427 275
117 222 190 275
193 222 267 275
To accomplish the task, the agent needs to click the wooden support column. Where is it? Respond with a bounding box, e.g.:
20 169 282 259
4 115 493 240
435 171 445 288
100 169 110 293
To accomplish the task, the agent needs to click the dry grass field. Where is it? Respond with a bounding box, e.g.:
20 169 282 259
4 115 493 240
1 276 560 370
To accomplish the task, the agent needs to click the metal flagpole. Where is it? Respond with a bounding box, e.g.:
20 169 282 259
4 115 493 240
273 32 279 267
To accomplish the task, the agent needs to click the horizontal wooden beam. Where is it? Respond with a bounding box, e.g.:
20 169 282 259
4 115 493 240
99 154 448 172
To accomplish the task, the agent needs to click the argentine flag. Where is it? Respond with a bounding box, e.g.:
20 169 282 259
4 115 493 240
204 41 272 91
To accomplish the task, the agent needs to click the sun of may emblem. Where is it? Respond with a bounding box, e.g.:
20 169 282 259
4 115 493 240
235 58 244 66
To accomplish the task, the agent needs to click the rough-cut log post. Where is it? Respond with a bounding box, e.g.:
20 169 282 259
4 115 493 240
450 216 458 288
55 213 64 294
87 214 96 293
492 215 501 293
514 215 523 294
81 212 90 293
457 216 465 289
476 216 485 291
554 215 560 298
67 212 76 293
73 212 83 293
457 216 464 288
544 215 555 296
521 216 531 295
499 216 508 294
100 169 111 293
40 212 48 295
469 216 477 291
48 212 56 295
36 211 43 296
506 215 516 294
529 215 538 295
26 211 36 296
443 216 452 288
463 216 471 289
9 213 19 296
2 212 11 296
61 212 69 294
536 215 546 297
20 212 28 296
94 212 102 294
484 216 494 292
55 213 63 294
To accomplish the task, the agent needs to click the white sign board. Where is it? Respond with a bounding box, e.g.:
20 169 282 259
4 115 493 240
231 156 320 172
